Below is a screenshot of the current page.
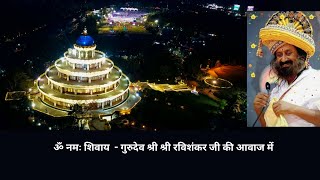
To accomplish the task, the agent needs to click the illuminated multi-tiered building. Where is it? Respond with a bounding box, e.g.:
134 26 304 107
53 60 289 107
32 28 139 117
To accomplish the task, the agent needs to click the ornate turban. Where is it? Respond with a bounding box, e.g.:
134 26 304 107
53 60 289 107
257 11 315 59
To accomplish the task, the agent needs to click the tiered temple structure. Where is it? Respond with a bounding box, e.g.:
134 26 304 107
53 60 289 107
32 29 139 117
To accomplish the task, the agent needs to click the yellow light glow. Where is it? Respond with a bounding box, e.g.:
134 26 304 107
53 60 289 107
250 14 257 20
309 14 315 20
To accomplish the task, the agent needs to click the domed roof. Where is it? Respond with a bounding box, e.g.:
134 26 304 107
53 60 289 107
76 28 95 46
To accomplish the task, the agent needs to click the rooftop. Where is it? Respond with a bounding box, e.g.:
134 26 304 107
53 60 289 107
75 28 95 46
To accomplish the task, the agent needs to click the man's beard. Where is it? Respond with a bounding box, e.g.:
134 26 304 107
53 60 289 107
271 58 305 80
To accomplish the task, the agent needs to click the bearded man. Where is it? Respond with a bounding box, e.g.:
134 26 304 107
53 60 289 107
253 11 320 127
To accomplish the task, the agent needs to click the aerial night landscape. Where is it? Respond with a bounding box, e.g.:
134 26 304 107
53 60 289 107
0 0 252 131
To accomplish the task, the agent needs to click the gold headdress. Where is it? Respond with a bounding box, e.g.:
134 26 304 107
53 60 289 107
257 11 315 59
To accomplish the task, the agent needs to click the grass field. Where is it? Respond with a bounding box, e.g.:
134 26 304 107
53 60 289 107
98 24 147 34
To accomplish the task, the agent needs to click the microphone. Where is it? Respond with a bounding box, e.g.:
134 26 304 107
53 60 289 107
252 82 271 127
266 82 270 94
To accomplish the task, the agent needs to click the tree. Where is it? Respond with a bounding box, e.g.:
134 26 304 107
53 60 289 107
68 102 100 130
69 103 86 130
68 104 84 124
219 99 228 110
5 70 33 91
217 88 247 122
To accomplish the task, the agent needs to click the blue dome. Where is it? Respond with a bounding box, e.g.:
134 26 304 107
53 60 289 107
76 35 95 46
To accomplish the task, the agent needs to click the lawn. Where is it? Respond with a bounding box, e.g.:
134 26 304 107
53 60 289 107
128 89 221 130
98 25 147 34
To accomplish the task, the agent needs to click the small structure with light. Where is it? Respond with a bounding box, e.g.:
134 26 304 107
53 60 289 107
247 6 254 11
233 4 240 11
204 77 233 89
191 86 199 95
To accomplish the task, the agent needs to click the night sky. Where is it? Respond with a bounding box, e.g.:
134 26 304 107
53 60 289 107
0 0 316 33
0 0 87 35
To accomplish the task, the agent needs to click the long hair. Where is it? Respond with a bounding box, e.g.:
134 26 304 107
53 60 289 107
269 46 307 90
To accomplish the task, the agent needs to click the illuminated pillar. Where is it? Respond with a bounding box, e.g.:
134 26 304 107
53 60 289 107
73 63 75 69
85 51 88 59
67 76 69 81
99 62 102 68
42 94 45 100
88 78 91 83
47 80 50 85
87 65 90 71
122 94 124 100
102 102 105 109
105 88 107 93
110 100 112 106
78 51 81 58
92 50 95 57
106 73 109 79
50 84 53 89
60 87 63 93
114 83 116 89
54 101 57 106
90 90 93 95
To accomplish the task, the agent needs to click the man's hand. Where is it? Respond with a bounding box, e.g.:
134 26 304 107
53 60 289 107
272 100 297 116
253 92 269 115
